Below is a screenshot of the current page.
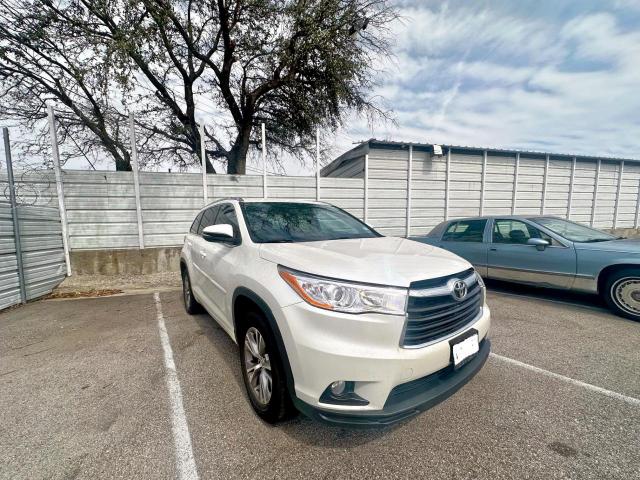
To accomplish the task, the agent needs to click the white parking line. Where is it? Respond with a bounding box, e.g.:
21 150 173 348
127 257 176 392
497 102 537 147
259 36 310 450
154 292 200 480
490 353 640 408
488 290 609 313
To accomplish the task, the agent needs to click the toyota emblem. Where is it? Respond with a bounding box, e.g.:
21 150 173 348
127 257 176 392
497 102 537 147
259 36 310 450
452 280 468 301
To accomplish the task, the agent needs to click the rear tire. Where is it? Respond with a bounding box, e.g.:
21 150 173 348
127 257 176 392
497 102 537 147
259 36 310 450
602 268 640 321
181 267 202 314
238 310 297 423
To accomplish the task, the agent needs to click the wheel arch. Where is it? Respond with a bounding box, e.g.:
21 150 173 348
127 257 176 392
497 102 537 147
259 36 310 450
597 263 640 294
232 287 296 398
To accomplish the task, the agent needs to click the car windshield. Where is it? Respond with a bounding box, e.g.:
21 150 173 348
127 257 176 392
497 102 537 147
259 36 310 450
241 202 381 243
531 217 618 243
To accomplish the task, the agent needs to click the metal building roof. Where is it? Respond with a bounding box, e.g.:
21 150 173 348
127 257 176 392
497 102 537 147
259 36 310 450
322 138 639 177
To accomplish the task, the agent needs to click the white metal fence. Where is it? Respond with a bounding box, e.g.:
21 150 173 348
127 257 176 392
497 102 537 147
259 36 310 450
0 201 66 310
0 170 365 250
357 146 636 237
1 149 637 255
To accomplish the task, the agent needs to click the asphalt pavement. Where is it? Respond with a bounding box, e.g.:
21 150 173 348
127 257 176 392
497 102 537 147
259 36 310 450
1 285 638 479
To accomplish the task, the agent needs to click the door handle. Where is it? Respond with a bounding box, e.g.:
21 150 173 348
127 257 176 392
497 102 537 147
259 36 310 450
490 248 497 251
200 250 207 257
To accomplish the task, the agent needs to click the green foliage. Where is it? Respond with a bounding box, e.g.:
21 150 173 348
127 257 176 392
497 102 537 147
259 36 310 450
0 0 397 173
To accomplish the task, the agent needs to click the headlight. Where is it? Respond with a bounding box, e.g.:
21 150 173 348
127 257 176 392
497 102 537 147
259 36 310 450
278 266 407 315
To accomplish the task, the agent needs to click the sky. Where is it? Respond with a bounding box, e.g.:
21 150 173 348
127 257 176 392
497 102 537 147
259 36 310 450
313 0 640 175
2 0 640 175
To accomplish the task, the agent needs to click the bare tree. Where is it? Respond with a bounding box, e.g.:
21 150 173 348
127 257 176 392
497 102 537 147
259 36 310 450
0 0 397 173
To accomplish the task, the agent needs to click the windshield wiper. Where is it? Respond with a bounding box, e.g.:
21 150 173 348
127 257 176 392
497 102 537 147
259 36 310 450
581 238 617 243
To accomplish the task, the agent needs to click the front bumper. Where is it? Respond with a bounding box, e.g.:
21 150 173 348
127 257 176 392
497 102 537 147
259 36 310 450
279 301 491 425
293 338 490 426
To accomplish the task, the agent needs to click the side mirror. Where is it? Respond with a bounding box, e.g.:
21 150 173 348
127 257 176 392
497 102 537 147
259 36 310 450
202 224 236 243
527 237 550 251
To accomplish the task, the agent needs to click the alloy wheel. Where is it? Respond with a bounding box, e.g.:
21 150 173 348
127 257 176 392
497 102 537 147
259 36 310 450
183 273 191 307
243 327 272 406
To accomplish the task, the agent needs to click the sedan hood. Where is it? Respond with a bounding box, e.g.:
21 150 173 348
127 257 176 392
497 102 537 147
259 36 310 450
259 237 471 288
574 238 640 253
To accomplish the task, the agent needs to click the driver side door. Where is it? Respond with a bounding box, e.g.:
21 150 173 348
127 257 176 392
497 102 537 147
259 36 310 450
487 218 577 289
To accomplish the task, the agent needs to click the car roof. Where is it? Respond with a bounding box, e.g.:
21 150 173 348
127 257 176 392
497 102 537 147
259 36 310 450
442 215 560 223
195 198 328 214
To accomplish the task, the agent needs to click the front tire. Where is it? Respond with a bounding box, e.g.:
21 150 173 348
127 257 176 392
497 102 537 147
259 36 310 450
239 311 296 423
181 268 202 314
603 268 640 321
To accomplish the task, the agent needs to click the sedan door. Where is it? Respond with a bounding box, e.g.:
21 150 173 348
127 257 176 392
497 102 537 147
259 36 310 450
437 219 490 276
487 218 576 288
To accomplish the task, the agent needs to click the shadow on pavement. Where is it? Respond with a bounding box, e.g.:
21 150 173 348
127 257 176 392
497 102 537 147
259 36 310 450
485 279 607 311
189 309 401 447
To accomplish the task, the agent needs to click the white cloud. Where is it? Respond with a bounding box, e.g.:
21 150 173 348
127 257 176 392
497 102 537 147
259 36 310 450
329 3 640 168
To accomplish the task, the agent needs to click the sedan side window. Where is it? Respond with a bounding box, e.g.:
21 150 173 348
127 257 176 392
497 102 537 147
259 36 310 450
198 206 220 235
442 220 487 242
493 219 554 245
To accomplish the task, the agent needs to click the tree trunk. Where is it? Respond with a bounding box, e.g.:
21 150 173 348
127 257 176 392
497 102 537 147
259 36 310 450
226 124 253 174
115 157 132 171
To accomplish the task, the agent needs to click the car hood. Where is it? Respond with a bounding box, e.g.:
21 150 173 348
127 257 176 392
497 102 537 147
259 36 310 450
574 238 640 253
259 236 472 288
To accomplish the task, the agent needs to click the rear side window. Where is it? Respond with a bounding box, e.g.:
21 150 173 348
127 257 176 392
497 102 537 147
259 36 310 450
442 220 487 242
190 212 204 234
198 206 220 235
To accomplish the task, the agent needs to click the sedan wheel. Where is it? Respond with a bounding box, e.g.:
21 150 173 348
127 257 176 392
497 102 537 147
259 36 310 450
612 277 640 316
603 268 640 321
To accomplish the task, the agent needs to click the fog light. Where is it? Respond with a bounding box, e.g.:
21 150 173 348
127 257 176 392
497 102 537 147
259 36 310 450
320 380 369 406
330 380 346 395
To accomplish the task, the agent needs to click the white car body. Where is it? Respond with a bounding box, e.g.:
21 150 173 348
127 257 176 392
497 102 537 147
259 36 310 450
180 199 491 425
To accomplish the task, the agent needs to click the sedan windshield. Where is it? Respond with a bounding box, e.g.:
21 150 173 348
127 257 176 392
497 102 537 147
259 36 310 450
531 217 618 243
241 202 381 243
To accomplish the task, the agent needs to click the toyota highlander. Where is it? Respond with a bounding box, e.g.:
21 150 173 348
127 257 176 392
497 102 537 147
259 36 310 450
180 199 491 426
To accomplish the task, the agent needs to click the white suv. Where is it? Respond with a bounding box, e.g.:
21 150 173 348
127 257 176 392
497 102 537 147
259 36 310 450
180 199 491 426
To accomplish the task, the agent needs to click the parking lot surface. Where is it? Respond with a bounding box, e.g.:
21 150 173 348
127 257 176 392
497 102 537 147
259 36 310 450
1 284 639 479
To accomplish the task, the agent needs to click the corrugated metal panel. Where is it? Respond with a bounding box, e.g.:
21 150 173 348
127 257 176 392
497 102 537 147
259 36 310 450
368 149 409 236
0 201 65 310
5 150 637 253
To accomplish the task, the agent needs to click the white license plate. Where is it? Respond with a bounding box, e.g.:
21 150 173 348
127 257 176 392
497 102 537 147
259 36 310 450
452 333 479 366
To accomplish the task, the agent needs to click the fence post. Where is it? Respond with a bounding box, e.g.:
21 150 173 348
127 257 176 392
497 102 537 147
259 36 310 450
316 128 321 201
445 148 451 220
262 123 267 199
613 161 624 229
541 154 549 214
406 145 412 237
47 105 72 277
200 124 208 205
511 153 520 215
128 113 145 249
364 153 369 224
480 150 487 216
567 157 576 220
591 160 601 227
3 128 27 303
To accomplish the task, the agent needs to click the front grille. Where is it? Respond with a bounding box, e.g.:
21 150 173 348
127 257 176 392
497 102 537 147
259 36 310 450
402 268 482 347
